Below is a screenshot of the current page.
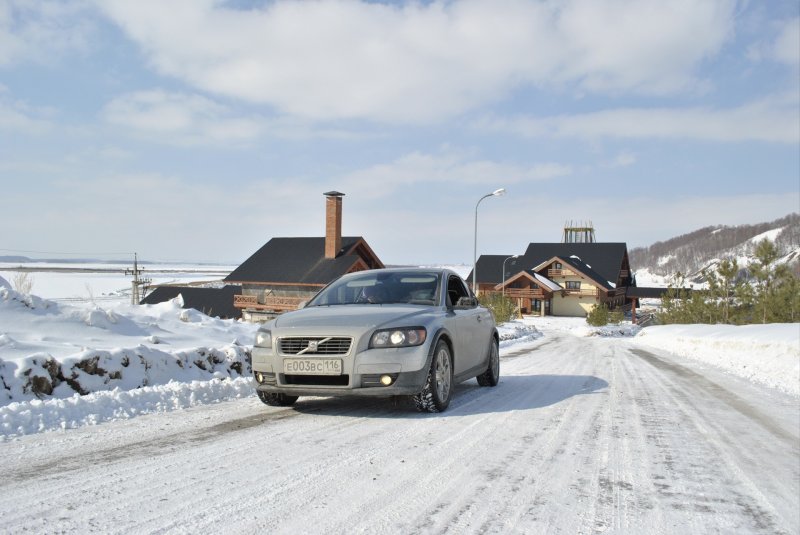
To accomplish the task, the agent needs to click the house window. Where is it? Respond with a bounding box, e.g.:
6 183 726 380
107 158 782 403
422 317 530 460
554 262 562 270
565 281 581 290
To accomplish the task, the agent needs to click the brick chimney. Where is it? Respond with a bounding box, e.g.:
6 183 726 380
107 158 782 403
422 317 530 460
324 191 344 259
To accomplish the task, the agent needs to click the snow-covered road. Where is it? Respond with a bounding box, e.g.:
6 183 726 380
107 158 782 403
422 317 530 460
1 333 797 534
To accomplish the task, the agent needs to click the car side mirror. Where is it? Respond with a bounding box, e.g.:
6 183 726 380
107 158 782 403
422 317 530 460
453 296 478 309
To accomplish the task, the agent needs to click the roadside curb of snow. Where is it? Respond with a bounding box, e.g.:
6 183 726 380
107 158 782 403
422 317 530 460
0 377 256 440
634 324 800 397
497 321 542 349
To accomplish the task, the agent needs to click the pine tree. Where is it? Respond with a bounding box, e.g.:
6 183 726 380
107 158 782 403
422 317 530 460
750 240 780 324
717 258 739 324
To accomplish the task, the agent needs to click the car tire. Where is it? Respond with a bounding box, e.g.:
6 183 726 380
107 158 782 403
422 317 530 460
413 340 453 413
257 391 299 407
476 338 500 387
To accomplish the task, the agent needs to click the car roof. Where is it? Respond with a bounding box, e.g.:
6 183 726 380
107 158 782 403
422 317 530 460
349 267 456 277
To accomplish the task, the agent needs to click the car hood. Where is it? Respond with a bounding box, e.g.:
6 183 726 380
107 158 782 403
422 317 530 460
272 304 438 331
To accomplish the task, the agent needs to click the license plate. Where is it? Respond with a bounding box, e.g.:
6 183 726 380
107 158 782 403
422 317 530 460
283 358 342 375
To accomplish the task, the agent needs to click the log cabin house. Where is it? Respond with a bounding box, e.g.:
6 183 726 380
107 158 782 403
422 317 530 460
468 242 634 317
224 191 384 322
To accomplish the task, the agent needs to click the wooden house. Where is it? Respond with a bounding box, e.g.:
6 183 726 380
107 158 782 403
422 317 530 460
469 243 634 317
224 191 384 322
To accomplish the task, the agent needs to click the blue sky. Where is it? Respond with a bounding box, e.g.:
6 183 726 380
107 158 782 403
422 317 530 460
1 0 798 265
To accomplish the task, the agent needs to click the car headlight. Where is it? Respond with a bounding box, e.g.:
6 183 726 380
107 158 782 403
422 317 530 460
255 330 272 348
369 327 427 348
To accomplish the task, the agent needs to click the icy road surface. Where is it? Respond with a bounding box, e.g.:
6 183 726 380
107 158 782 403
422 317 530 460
1 333 798 534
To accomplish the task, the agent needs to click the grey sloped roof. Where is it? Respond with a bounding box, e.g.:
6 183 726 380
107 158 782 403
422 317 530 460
557 255 615 290
521 243 628 285
224 237 364 285
140 285 242 319
465 254 521 285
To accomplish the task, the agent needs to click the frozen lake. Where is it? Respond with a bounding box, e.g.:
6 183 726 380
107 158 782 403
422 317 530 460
0 261 236 304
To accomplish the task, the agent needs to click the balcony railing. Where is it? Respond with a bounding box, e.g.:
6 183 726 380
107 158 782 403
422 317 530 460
547 269 575 278
234 294 306 311
563 288 598 297
504 289 546 299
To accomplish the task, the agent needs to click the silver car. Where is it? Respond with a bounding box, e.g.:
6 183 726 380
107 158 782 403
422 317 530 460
251 268 499 412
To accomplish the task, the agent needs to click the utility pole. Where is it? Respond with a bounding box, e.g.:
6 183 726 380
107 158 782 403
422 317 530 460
125 253 151 305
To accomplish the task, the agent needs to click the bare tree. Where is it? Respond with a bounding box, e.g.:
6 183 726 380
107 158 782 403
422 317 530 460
12 272 34 294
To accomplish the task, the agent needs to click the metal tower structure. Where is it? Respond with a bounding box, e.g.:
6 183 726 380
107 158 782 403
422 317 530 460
562 221 596 243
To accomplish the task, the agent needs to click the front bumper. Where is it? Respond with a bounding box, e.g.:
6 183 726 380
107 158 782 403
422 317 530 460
254 367 429 397
251 343 432 397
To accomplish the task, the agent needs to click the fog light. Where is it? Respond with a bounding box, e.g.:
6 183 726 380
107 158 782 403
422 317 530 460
380 375 393 386
255 372 263 383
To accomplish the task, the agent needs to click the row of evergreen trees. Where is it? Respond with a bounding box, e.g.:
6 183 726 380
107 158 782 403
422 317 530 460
658 240 800 324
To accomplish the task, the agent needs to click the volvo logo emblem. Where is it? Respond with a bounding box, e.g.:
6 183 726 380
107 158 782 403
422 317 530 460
296 337 331 355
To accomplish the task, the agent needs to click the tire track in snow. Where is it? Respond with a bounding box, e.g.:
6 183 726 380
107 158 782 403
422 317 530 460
627 345 798 534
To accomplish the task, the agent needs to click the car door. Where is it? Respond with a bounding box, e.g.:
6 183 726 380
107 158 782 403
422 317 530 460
446 275 485 374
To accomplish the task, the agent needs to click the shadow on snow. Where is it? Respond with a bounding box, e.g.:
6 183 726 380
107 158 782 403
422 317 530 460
287 373 609 419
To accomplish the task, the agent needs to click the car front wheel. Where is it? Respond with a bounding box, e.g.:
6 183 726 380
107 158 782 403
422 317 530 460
413 340 453 413
257 391 299 407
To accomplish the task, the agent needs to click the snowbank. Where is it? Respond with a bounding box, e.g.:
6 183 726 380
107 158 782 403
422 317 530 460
1 377 254 438
497 319 542 348
634 324 800 396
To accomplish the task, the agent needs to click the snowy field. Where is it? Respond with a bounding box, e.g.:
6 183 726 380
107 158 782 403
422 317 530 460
0 261 236 303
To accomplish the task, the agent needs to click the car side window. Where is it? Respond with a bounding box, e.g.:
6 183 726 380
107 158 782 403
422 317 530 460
446 275 470 307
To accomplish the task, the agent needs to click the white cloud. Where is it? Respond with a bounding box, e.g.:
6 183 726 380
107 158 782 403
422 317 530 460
102 90 263 145
477 96 800 144
0 0 92 66
0 88 51 133
101 89 367 143
611 151 636 168
96 0 737 123
772 18 800 66
340 150 572 198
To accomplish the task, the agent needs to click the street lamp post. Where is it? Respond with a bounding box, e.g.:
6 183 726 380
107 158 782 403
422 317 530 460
502 255 519 298
472 188 506 295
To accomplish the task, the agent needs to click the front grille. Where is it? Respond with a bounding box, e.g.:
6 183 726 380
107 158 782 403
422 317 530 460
284 374 350 386
278 337 352 355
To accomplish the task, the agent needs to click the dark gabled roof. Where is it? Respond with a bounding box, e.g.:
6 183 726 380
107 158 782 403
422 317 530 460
466 254 522 285
553 255 615 290
224 237 365 285
495 269 562 292
520 243 628 285
140 285 242 319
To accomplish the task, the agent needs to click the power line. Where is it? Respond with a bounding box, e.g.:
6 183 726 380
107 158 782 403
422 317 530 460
0 248 134 257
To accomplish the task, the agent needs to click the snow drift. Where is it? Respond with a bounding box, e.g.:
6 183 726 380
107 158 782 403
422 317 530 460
634 324 800 396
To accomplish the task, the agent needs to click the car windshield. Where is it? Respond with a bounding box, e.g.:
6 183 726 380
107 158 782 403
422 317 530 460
307 271 441 306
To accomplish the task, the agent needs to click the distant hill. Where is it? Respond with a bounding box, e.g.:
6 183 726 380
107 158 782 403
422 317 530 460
630 213 800 281
0 256 34 263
